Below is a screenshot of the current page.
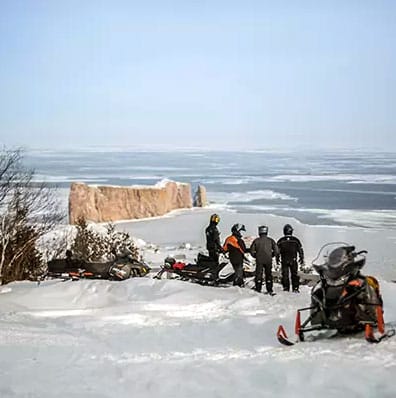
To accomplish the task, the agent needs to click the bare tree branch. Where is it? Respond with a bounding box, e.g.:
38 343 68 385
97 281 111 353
0 148 65 284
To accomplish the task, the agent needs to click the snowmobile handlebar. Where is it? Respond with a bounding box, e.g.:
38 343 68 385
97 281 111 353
345 247 367 258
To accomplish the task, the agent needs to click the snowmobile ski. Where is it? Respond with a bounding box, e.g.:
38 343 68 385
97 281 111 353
364 306 396 343
365 323 396 344
277 323 395 346
276 325 296 346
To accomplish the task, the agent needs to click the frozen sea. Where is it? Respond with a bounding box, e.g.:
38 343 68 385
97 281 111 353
26 148 396 229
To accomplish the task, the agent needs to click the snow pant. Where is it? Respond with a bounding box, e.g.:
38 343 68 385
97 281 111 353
231 260 244 287
255 262 273 293
208 249 219 264
281 259 299 291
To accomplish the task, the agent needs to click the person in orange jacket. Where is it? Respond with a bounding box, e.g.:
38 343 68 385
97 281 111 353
223 224 247 287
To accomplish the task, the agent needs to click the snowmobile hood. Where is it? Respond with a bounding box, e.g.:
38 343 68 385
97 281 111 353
312 243 366 281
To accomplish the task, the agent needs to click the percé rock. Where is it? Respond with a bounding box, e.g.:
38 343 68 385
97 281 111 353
69 180 193 224
193 185 207 207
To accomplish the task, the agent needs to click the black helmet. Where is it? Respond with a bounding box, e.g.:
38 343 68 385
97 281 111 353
210 213 220 224
283 224 293 235
231 223 246 236
164 256 176 269
258 225 268 236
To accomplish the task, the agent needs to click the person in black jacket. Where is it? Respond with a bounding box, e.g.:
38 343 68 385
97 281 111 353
250 225 279 295
223 224 247 287
276 224 304 292
205 214 223 263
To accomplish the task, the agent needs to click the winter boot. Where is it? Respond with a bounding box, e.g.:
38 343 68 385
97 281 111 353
255 280 262 293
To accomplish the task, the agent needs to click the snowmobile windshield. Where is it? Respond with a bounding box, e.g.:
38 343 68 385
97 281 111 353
312 243 365 281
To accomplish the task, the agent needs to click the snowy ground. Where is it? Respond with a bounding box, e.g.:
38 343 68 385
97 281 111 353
118 207 396 281
1 278 395 398
1 208 396 397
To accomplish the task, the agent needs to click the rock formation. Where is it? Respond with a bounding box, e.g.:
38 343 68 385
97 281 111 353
69 180 194 224
193 185 208 207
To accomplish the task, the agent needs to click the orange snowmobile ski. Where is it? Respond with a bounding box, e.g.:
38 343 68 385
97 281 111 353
277 303 395 346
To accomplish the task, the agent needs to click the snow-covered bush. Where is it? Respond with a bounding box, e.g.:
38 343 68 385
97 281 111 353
70 217 139 262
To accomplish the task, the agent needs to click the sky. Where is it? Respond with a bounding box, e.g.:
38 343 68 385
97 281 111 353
0 0 395 151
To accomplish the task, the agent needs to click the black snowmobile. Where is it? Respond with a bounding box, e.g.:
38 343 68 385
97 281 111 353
277 243 395 345
45 251 150 282
154 253 233 286
154 253 254 286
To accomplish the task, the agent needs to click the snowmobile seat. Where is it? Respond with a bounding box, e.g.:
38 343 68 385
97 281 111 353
196 253 219 269
47 258 83 274
83 261 113 278
196 253 213 264
182 263 208 272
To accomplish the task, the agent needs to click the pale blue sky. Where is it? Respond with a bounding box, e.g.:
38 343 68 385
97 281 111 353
0 1 395 150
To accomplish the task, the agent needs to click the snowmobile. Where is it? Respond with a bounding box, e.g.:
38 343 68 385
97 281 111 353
45 251 150 282
154 253 254 286
277 243 395 345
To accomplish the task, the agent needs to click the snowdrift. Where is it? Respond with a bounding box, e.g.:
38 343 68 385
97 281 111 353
1 278 395 397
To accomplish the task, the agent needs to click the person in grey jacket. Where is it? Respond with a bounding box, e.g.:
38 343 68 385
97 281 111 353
250 225 279 295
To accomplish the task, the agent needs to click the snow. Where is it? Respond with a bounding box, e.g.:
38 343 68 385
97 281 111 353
119 208 396 280
1 208 396 397
0 278 395 398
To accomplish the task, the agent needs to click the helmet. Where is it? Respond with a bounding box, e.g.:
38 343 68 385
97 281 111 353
210 213 220 224
164 256 176 269
283 224 293 235
258 225 268 236
231 223 246 236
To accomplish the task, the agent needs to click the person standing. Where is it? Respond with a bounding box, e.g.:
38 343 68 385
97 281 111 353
205 213 223 263
276 224 304 292
250 225 278 295
223 224 247 287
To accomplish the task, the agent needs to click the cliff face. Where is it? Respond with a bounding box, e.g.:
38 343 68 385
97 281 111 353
69 180 193 224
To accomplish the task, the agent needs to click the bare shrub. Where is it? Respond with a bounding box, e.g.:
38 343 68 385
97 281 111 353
0 148 64 284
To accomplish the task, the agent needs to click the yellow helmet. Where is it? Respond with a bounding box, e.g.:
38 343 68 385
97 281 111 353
210 213 220 224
